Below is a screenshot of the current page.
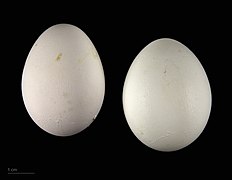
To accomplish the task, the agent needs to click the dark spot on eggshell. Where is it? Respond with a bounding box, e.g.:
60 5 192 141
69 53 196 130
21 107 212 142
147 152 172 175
92 115 97 121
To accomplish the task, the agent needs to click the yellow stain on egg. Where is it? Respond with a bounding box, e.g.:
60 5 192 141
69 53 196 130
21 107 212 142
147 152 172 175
56 53 62 61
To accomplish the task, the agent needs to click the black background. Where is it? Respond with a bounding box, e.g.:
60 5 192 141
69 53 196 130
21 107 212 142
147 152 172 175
5 2 228 177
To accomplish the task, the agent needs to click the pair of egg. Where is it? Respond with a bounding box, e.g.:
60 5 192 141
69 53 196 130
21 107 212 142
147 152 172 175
22 24 211 152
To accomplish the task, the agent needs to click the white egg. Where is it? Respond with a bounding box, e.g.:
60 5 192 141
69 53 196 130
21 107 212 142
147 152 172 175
22 24 105 136
123 38 211 151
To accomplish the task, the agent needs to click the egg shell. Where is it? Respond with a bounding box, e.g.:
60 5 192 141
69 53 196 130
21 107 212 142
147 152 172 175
123 38 211 151
22 24 105 136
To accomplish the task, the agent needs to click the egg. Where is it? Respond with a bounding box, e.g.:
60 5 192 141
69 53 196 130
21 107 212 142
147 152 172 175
123 38 211 151
22 24 105 136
